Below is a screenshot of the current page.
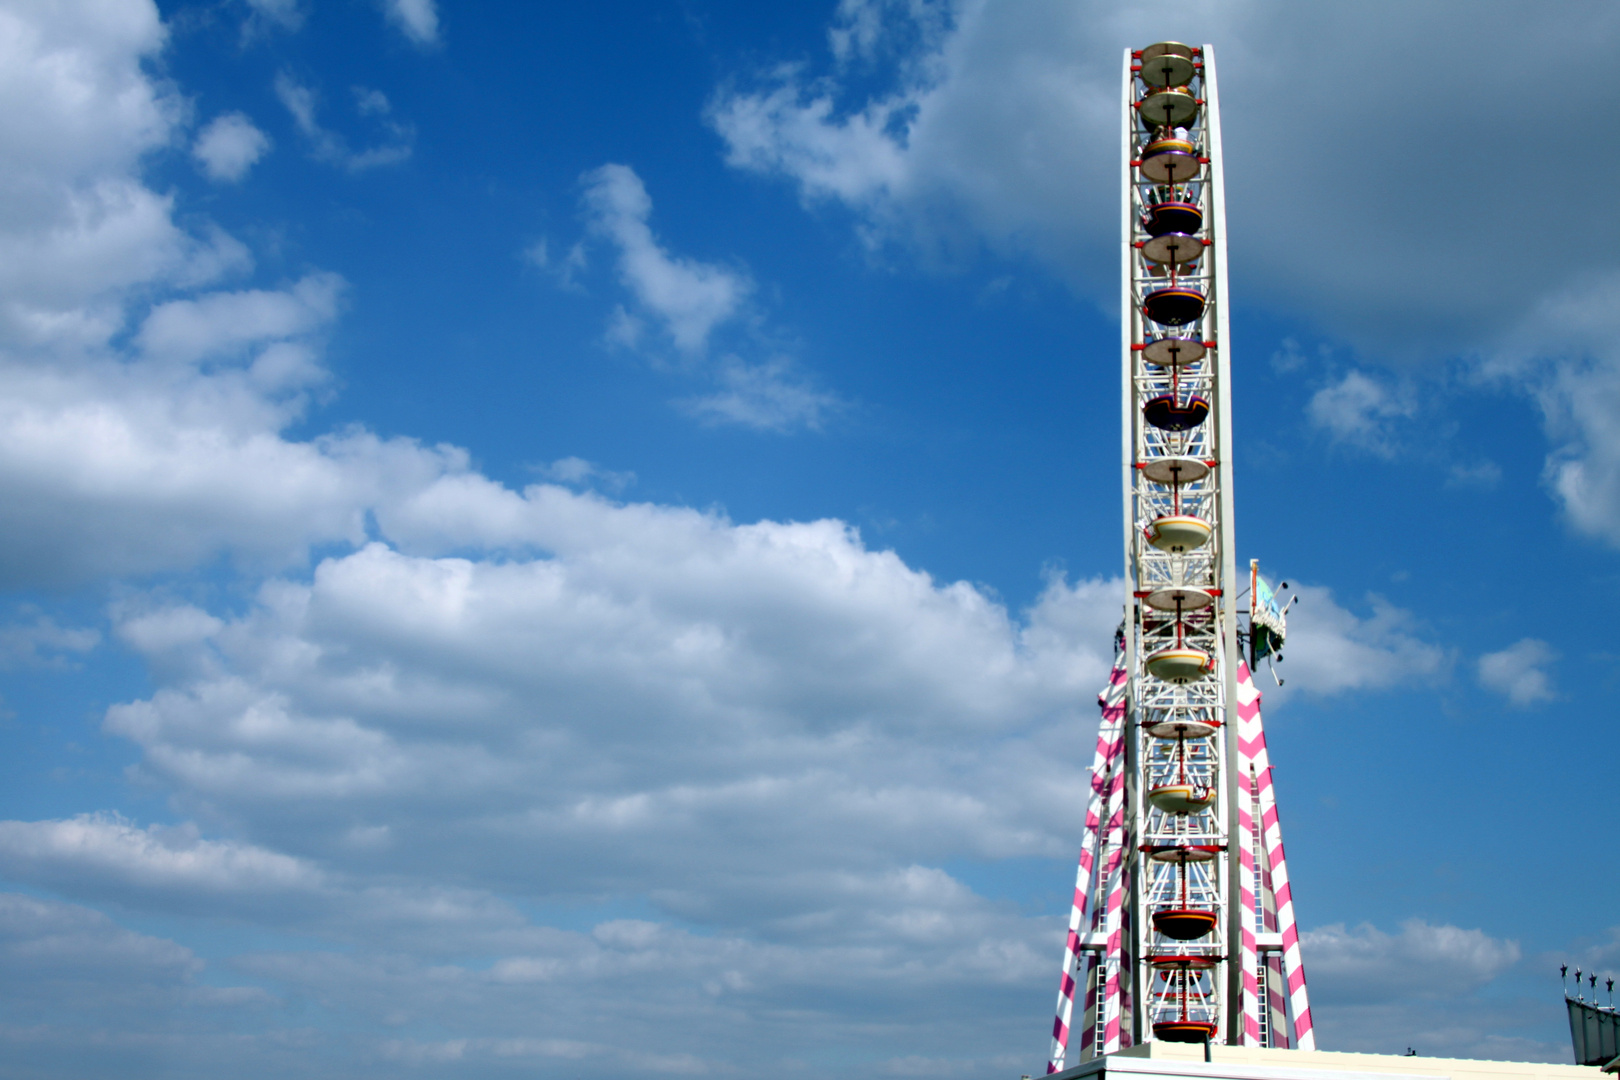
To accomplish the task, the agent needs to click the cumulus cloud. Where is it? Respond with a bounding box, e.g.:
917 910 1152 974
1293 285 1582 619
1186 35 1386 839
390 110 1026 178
576 164 847 430
705 0 1620 543
0 613 98 669
1307 370 1416 457
0 1 464 587
678 355 843 431
94 530 1117 889
192 112 271 182
533 456 635 493
1306 919 1521 1004
274 72 413 172
0 814 320 902
581 164 750 353
0 264 471 586
1446 459 1502 489
708 0 1620 350
381 0 439 46
1300 920 1560 1060
242 0 302 33
136 271 343 362
0 497 1134 1066
0 0 248 348
1264 583 1449 699
1477 638 1557 707
1478 271 1620 544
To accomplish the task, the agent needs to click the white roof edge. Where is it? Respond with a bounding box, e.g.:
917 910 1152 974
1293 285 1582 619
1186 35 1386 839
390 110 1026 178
1053 1057 1453 1080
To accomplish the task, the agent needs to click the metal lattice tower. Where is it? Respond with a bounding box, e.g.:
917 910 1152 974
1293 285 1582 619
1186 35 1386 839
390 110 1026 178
1045 43 1313 1071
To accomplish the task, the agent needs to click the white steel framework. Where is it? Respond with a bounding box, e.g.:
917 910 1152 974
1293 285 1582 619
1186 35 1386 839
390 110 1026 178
1045 43 1313 1071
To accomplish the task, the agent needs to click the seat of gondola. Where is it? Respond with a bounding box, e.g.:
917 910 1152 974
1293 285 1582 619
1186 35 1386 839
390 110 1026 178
1139 45 1196 90
1142 286 1206 327
1153 1020 1219 1044
1142 41 1196 66
1145 714 1220 739
1144 585 1213 612
1148 952 1219 970
1142 232 1202 268
1142 335 1207 368
1140 455 1210 484
1139 85 1198 128
1143 393 1210 431
1143 843 1222 864
1144 199 1202 238
1153 908 1219 941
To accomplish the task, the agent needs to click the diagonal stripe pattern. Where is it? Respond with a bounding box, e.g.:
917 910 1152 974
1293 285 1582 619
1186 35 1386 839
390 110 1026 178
1047 643 1128 1073
1234 661 1315 1048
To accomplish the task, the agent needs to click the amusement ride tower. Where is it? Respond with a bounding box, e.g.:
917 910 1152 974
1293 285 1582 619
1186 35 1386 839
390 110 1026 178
1045 42 1313 1069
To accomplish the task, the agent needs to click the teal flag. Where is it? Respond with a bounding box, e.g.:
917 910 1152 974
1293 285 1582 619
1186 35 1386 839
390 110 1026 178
1252 575 1287 664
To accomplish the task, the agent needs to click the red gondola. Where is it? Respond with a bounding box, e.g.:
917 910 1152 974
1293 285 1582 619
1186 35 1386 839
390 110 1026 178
1153 907 1218 941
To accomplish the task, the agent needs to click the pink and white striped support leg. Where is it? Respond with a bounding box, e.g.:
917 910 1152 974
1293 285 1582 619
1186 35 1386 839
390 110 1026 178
1234 663 1315 1050
1046 657 1128 1073
1235 702 1261 1045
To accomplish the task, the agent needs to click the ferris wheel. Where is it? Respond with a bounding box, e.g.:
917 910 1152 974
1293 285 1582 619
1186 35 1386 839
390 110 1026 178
1043 43 1314 1071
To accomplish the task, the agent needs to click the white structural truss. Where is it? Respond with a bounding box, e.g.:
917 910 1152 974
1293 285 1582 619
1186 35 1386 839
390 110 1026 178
1045 43 1313 1070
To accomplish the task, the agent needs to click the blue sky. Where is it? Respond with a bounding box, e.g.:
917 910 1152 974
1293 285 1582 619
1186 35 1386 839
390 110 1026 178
0 0 1616 1076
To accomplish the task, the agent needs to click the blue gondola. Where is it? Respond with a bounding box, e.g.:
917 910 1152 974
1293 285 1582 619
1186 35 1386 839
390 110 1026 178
1142 286 1205 326
1144 200 1202 237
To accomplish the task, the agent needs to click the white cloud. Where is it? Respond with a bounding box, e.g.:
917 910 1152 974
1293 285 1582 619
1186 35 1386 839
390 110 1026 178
1306 370 1416 457
575 164 846 431
709 1 1620 354
678 356 843 431
533 456 635 493
1299 920 1558 1060
0 613 98 669
0 0 248 349
1476 271 1620 544
1446 459 1502 489
581 164 750 353
274 72 413 172
0 890 279 1053
0 548 1129 1068
1305 919 1521 1003
381 0 439 46
0 813 321 900
192 112 272 182
0 1 465 588
1267 584 1449 699
94 534 1116 888
1477 638 1557 707
136 272 344 364
0 266 471 586
243 0 302 33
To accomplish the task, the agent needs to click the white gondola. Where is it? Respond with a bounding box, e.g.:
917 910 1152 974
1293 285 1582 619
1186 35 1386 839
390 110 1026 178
1146 515 1212 553
1147 782 1217 813
1144 645 1213 683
